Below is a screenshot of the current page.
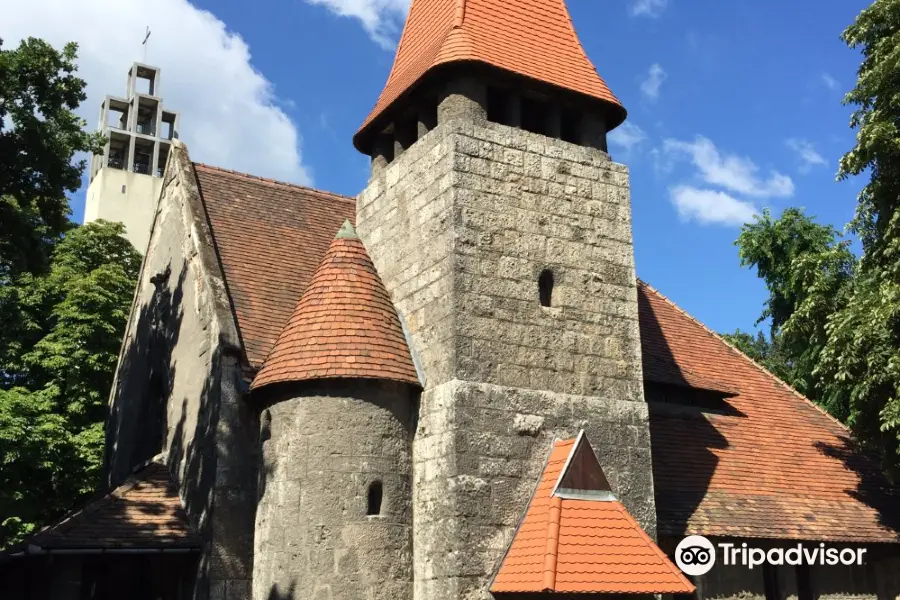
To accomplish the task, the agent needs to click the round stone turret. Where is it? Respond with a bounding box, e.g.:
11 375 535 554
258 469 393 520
250 221 420 600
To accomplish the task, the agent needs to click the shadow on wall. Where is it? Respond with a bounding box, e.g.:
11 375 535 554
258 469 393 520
266 583 296 600
106 253 259 598
637 286 730 541
106 261 185 484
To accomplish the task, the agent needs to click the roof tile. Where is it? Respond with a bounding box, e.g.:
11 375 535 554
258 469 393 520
640 282 900 542
251 222 420 389
11 461 199 552
194 163 356 369
491 436 693 595
188 163 900 543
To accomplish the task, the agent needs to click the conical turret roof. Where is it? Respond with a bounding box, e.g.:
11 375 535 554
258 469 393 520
354 0 625 151
251 221 420 390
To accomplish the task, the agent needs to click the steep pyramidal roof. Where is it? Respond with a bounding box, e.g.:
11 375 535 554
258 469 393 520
354 0 625 150
251 221 420 390
492 434 693 595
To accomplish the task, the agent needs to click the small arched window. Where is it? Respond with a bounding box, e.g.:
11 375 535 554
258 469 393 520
367 481 383 516
538 269 554 307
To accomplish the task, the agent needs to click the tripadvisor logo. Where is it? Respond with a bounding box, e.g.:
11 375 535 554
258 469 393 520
675 536 868 576
676 536 716 576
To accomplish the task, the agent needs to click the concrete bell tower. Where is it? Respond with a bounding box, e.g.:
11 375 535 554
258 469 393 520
84 63 179 252
354 1 659 599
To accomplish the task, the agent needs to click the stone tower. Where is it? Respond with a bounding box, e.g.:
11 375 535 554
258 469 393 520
249 221 421 600
354 1 658 599
84 63 179 252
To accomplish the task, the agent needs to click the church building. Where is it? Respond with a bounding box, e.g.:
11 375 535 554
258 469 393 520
3 0 900 599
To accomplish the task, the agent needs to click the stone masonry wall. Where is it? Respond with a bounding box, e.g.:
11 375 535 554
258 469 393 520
358 115 655 600
358 117 641 400
105 141 257 600
252 381 415 600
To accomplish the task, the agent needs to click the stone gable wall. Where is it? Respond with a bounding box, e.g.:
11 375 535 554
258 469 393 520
105 142 257 600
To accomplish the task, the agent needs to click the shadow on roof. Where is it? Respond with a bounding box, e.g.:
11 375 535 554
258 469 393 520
638 285 730 539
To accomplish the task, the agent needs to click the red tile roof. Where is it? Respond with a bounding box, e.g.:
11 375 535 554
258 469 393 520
187 164 900 543
492 435 694 595
251 221 420 389
639 281 900 543
354 0 625 150
194 163 356 368
8 460 199 552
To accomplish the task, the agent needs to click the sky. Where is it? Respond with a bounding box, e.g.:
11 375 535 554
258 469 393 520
1 0 870 337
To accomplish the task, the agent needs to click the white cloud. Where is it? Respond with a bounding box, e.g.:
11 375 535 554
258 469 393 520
2 0 312 186
305 0 410 49
785 138 827 173
640 63 667 101
631 0 668 18
608 121 647 153
670 185 758 226
821 72 840 91
661 136 794 198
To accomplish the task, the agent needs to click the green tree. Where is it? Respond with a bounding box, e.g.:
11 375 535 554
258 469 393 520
0 221 140 546
721 329 792 384
0 38 140 547
819 0 900 471
732 208 857 405
0 37 104 280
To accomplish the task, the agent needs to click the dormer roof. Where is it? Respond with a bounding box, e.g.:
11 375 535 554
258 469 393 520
353 0 625 152
491 434 694 595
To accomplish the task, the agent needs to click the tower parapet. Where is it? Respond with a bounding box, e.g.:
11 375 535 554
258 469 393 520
84 63 179 252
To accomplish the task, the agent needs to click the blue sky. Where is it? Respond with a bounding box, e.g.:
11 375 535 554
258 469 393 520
4 0 870 337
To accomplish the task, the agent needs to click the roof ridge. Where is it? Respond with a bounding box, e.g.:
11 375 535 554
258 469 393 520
637 279 851 433
192 162 356 202
543 495 562 591
454 0 467 27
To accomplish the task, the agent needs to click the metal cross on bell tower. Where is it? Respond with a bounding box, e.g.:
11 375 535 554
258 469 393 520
141 26 151 63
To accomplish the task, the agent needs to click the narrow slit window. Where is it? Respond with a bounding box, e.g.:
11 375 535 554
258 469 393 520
539 270 554 307
367 481 383 516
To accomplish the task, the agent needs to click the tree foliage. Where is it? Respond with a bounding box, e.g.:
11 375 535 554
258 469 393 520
0 37 104 280
721 329 792 385
732 209 857 409
0 39 140 548
823 0 900 470
0 221 139 547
